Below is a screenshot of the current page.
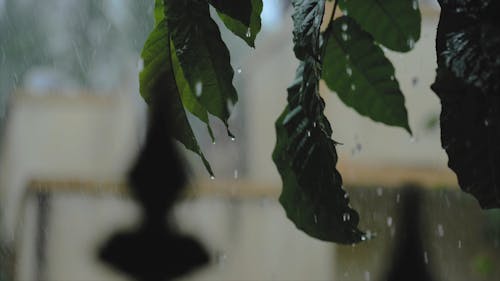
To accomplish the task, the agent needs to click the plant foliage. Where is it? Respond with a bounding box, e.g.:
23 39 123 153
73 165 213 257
432 0 500 208
140 0 422 243
322 16 411 132
140 0 262 176
272 0 420 242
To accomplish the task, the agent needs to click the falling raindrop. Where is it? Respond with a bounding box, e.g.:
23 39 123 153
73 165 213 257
364 271 371 281
313 121 317 128
386 216 393 227
423 251 428 264
234 169 238 179
343 9 349 16
210 176 215 180
390 75 395 80
195 81 203 97
314 214 318 224
412 0 418 10
484 119 490 127
231 137 236 141
412 76 419 87
137 58 144 72
350 84 356 91
377 187 383 196
215 251 227 267
396 193 400 203
437 224 444 237
351 143 362 155
342 32 349 41
341 23 348 31
458 240 462 249
346 67 352 76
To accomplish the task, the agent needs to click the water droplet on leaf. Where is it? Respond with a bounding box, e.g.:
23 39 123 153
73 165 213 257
407 37 415 49
245 28 251 38
342 212 351 221
195 81 203 97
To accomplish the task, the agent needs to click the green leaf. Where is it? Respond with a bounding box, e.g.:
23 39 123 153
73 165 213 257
170 39 215 141
338 0 421 52
139 19 213 176
273 81 364 243
322 16 411 133
274 0 364 243
291 0 325 59
207 0 252 26
431 0 500 209
166 0 237 135
154 0 165 25
216 0 263 47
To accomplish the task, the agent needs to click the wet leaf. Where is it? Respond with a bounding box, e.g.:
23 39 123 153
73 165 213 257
154 0 165 25
170 40 215 141
273 92 364 244
437 0 500 93
215 0 262 47
139 19 213 176
291 0 325 60
274 0 363 243
432 71 500 209
322 16 411 133
166 0 237 136
338 0 421 52
207 0 252 26
432 0 500 208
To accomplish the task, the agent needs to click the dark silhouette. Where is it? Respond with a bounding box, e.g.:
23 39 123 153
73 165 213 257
99 88 208 281
384 185 435 281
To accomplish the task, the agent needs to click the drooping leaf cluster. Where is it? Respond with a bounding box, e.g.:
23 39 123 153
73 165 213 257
432 0 500 208
273 0 421 243
140 0 262 176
